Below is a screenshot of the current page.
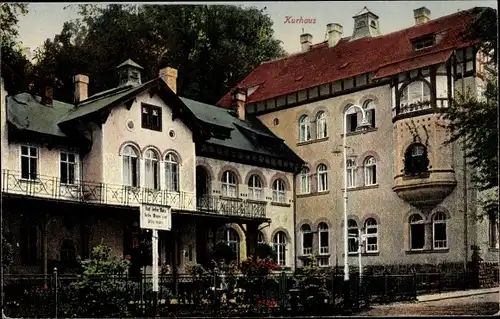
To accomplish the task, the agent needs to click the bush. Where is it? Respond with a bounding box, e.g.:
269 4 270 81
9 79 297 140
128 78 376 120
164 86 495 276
210 242 237 264
58 244 140 318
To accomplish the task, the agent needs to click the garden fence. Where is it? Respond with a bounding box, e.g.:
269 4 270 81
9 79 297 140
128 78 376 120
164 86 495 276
2 269 473 318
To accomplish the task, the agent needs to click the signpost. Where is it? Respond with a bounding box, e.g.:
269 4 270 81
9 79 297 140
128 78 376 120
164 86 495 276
140 204 171 317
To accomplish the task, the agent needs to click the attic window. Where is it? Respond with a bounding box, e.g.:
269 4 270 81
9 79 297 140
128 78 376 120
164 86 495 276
414 35 435 51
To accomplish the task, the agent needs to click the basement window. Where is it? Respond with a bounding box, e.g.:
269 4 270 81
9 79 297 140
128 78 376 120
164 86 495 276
414 35 435 51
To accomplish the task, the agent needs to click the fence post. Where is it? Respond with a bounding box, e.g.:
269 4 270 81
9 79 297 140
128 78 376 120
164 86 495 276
212 268 218 317
280 271 287 316
53 267 58 319
383 272 388 304
331 270 336 313
412 272 417 300
437 271 441 293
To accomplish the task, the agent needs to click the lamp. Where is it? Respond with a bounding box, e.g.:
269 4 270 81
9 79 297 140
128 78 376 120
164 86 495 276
342 104 369 312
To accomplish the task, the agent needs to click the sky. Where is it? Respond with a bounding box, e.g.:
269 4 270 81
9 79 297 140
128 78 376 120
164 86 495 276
16 1 497 58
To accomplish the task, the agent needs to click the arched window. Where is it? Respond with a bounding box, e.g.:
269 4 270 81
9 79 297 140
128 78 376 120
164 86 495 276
316 111 328 139
225 228 240 263
363 100 376 127
346 104 359 133
221 170 238 197
317 164 328 192
357 20 366 28
273 231 287 266
298 115 311 142
272 179 286 203
364 156 377 186
144 149 160 190
433 212 447 249
489 213 499 249
301 224 313 255
400 81 431 113
248 174 263 200
318 223 329 255
257 231 266 245
60 239 76 263
347 158 357 188
365 218 378 253
348 219 359 254
299 167 311 194
123 145 140 187
409 214 425 250
165 152 179 191
404 143 429 176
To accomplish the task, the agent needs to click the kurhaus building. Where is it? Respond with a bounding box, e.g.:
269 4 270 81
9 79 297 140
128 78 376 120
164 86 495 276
0 59 303 275
218 6 497 268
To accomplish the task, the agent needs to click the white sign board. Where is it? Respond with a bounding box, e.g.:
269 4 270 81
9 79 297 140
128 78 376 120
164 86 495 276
140 204 171 231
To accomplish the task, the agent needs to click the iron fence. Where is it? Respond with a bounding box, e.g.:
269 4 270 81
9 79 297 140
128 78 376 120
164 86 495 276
1 169 267 219
2 269 474 318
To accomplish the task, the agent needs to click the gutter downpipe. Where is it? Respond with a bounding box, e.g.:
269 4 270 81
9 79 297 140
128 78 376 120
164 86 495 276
293 165 300 271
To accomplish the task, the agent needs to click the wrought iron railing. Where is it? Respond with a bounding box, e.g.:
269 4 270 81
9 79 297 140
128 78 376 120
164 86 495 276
196 195 267 219
1 169 195 210
1 170 267 219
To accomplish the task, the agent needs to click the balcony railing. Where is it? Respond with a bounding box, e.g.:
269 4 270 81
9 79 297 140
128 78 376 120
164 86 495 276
395 100 432 116
1 170 267 219
1 169 195 210
196 195 267 219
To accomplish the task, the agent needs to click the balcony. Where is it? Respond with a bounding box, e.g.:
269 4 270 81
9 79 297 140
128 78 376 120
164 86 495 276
1 169 195 210
1 170 267 219
196 195 267 219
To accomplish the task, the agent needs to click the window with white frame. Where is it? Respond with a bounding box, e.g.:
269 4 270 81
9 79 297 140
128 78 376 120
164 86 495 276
363 100 376 127
221 170 238 197
144 149 160 190
347 158 357 188
273 231 287 266
248 174 263 200
409 214 425 250
400 81 431 111
432 212 448 249
364 218 378 253
122 145 140 187
316 111 328 139
301 224 313 255
272 179 286 203
299 167 311 194
165 152 179 192
298 115 311 142
364 156 377 186
257 231 266 245
20 146 38 180
317 164 328 192
348 219 359 254
489 213 499 249
60 152 77 184
225 228 240 263
318 222 329 255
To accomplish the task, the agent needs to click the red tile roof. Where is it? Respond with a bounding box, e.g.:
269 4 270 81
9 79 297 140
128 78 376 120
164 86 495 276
217 8 480 108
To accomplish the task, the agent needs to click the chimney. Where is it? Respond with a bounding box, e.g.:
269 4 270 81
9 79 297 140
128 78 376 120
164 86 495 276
159 67 178 94
300 33 313 52
414 7 431 25
232 88 247 121
327 23 343 47
73 74 89 103
41 85 53 105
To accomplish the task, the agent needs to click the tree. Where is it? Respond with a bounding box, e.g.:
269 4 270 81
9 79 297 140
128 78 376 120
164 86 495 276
33 4 285 104
1 3 33 94
441 7 498 217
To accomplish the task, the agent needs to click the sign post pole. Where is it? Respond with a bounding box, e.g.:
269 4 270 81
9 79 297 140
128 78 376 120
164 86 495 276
139 203 171 318
152 229 159 317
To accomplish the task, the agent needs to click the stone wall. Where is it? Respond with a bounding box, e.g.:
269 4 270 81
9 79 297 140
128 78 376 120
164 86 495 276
478 262 499 288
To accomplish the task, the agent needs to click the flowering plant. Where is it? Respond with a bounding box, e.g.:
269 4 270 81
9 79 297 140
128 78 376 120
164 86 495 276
240 256 280 276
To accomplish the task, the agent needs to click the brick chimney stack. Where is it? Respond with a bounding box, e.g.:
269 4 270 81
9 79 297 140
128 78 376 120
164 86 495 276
41 85 53 105
300 33 313 52
159 67 178 94
327 23 343 47
232 88 247 121
414 7 431 25
73 74 89 103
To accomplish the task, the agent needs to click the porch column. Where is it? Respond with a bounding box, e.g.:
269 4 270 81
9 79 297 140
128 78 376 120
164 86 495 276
245 223 259 258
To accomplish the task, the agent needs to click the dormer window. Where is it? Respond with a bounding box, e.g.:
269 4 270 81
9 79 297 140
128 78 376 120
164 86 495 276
414 35 435 51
